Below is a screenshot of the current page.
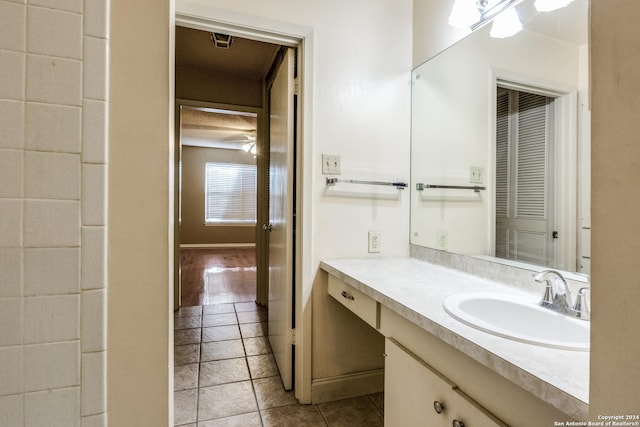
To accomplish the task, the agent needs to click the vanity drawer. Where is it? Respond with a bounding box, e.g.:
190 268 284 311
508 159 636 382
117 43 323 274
328 275 379 329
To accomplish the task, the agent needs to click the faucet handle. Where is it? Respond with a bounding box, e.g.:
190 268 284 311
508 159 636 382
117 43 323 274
572 287 591 320
539 280 555 308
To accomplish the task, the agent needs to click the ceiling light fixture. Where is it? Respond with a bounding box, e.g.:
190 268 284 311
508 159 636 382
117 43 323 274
242 142 257 157
534 0 574 12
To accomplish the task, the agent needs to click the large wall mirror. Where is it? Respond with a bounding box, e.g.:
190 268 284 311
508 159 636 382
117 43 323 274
410 0 590 276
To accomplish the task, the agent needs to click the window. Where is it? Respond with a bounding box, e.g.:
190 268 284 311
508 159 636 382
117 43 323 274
205 162 257 224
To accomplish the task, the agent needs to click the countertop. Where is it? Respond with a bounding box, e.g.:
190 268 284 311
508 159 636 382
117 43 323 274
320 257 589 421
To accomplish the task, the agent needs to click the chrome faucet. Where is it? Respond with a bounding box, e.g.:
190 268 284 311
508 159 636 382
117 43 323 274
533 270 590 320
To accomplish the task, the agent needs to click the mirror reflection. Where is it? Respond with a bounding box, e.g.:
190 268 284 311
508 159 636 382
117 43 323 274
410 0 590 275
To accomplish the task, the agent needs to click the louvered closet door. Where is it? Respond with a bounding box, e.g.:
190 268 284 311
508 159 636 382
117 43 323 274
495 89 554 267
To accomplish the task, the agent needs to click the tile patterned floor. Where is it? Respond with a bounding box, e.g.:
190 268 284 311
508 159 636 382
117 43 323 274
174 302 384 426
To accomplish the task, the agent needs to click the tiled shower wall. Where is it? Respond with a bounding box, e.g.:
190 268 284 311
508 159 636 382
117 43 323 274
0 0 109 425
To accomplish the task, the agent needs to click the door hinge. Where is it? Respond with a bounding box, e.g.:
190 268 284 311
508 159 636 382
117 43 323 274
552 231 559 239
290 328 296 346
293 78 299 95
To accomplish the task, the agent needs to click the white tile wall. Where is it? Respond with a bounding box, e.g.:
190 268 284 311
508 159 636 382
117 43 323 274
24 295 80 344
81 290 105 352
81 412 106 427
0 248 22 297
29 0 82 13
24 387 81 427
26 55 82 106
25 103 82 153
0 51 25 100
0 149 23 197
82 100 108 163
0 2 26 51
0 346 24 395
0 298 23 346
81 352 106 416
0 0 109 423
24 200 80 247
83 37 108 100
24 341 80 392
27 6 82 60
25 151 81 200
0 395 24 425
82 164 107 226
81 227 106 290
0 199 23 247
0 100 25 149
24 248 80 295
84 0 108 38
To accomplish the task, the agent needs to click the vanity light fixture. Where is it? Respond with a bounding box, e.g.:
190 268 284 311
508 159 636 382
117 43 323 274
534 0 575 12
489 7 523 38
448 0 523 38
448 0 482 28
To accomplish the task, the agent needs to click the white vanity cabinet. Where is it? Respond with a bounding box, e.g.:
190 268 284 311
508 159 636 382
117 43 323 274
321 264 585 426
385 338 507 427
328 275 379 329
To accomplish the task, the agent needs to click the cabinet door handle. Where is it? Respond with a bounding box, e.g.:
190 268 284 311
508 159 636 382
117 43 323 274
433 400 445 414
452 420 465 427
341 291 355 301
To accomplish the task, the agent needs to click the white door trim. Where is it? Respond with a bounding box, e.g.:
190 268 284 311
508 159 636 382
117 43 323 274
174 1 315 403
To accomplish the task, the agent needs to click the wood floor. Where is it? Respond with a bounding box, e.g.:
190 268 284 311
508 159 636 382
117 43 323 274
180 247 256 307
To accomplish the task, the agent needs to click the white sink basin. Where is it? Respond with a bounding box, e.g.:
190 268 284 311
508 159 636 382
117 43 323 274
443 293 589 351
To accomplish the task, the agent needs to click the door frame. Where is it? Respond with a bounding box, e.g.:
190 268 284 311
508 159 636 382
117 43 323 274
490 69 578 271
175 2 314 403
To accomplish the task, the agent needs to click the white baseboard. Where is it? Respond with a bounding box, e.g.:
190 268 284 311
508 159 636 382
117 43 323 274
180 243 256 249
310 369 384 404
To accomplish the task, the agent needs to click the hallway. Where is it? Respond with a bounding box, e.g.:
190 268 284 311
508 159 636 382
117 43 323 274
173 249 384 426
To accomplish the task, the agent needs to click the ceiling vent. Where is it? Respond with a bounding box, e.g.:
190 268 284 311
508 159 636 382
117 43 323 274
210 32 232 49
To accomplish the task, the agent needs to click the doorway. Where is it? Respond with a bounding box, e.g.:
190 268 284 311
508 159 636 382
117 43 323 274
173 20 305 423
492 74 579 271
176 102 262 306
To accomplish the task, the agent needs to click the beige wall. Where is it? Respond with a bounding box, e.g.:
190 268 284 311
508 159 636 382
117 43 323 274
590 0 640 415
109 0 172 425
176 65 262 107
181 145 256 245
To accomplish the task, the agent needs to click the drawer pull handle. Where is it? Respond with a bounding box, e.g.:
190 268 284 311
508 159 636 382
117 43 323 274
433 400 445 414
341 291 355 300
452 420 465 427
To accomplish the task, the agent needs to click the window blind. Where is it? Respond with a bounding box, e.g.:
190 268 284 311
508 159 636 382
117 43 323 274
205 162 257 224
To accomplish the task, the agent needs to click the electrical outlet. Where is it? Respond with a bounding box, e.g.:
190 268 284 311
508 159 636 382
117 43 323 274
470 166 483 184
368 231 381 253
436 230 448 250
322 154 341 175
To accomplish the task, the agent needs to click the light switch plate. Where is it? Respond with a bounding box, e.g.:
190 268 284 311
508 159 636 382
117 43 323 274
322 154 341 175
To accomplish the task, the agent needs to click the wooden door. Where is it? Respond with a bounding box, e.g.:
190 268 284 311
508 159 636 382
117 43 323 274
267 47 295 390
